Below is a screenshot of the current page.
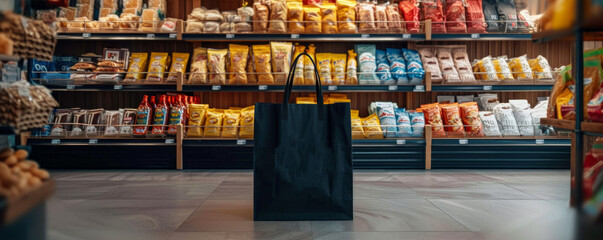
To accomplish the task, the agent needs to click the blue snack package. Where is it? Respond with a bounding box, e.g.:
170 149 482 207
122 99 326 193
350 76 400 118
386 48 408 84
54 56 77 72
32 58 55 79
376 49 394 84
376 102 397 138
408 111 425 137
395 108 413 137
402 48 425 84
355 44 378 84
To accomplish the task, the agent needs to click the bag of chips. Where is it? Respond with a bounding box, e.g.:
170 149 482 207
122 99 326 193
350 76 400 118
253 3 269 33
304 5 322 33
493 56 514 80
482 0 500 32
509 55 533 80
189 48 208 84
316 53 333 84
125 53 148 82
304 44 317 85
187 104 209 137
239 106 255 138
437 48 460 83
268 0 287 33
208 49 228 84
246 47 258 84
528 55 553 80
395 108 413 137
479 93 500 111
288 0 305 33
466 0 487 33
421 0 446 33
441 103 465 135
352 115 366 139
386 48 408 84
346 50 358 84
358 1 376 32
375 3 388 32
376 102 397 138
332 53 346 85
376 49 394 85
402 48 425 84
356 44 378 84
496 0 518 32
421 103 445 135
445 0 467 33
253 44 274 85
418 47 443 83
408 111 425 137
493 103 520 136
322 2 338 33
336 0 358 34
228 44 249 84
509 100 534 136
204 109 224 137
479 56 499 82
479 111 501 136
146 52 169 82
293 44 306 85
221 109 241 138
386 3 404 32
362 114 384 139
167 53 190 82
451 48 476 83
399 0 420 33
459 102 483 136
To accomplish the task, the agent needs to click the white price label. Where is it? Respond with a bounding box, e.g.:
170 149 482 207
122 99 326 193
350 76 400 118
82 33 91 38
114 85 123 90
89 139 98 144
328 86 337 91
483 85 493 91
258 85 268 90
51 139 61 144
471 34 480 39
226 34 235 39
535 139 545 144
66 85 75 90
165 139 175 144
212 85 221 91
291 34 300 39
396 139 406 145
388 85 398 91
169 33 177 39
146 33 155 39
236 140 247 145
361 34 370 39
413 85 425 92
459 139 468 145
402 34 411 39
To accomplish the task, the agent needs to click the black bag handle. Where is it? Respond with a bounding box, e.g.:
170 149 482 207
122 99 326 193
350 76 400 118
281 52 325 120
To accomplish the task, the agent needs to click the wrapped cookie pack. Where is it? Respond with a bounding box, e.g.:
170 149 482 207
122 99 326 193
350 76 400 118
208 49 228 84
269 0 287 33
189 48 208 84
417 47 443 83
271 42 293 85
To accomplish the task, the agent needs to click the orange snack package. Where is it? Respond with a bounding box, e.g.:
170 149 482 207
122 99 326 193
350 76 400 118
459 102 483 136
440 103 465 135
420 103 445 135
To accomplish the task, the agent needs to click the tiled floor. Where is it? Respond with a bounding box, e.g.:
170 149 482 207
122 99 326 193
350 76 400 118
47 170 574 240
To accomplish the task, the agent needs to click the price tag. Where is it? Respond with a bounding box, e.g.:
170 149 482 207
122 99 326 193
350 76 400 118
459 139 468 145
471 34 480 39
169 33 177 39
388 85 398 91
237 139 247 145
89 139 98 144
291 34 300 39
413 85 425 92
146 33 155 39
165 139 175 144
483 85 493 91
51 139 60 144
402 34 411 39
535 139 545 144
212 85 221 91
258 85 268 90
226 34 235 39
114 85 123 90
82 33 91 38
361 34 370 39
396 139 406 145
66 85 75 90
328 86 337 91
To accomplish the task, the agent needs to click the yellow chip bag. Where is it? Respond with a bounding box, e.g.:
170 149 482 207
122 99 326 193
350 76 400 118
479 56 499 81
293 43 306 85
509 55 533 80
472 59 482 81
167 52 190 82
304 44 317 85
528 55 554 80
125 52 148 82
253 44 274 85
287 0 304 33
337 0 357 33
332 53 346 85
352 116 365 139
221 109 241 138
239 106 255 139
146 52 169 82
329 93 348 99
271 42 293 85
296 97 316 104
329 98 351 104
492 56 513 80
362 114 383 139
228 44 249 84
316 53 332 84
304 5 322 33
208 49 228 84
346 50 358 84
204 109 224 137
187 104 209 137
321 3 337 33
351 110 359 118
189 47 208 84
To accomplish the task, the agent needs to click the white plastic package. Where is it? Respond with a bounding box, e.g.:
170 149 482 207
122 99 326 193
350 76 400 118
493 103 520 136
479 111 502 136
417 48 443 82
509 99 534 136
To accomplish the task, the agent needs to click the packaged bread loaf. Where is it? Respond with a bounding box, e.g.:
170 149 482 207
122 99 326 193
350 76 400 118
269 0 287 33
357 1 376 32
332 53 346 85
271 42 293 85
120 13 140 30
146 52 169 82
316 53 333 84
76 2 93 20
189 48 208 84
221 110 241 138
321 2 338 34
239 106 255 138
346 50 358 84
148 0 167 15
186 22 204 33
288 0 305 33
229 44 249 84
123 0 143 15
167 53 190 82
125 53 148 82
293 44 306 85
253 3 269 33
304 44 317 84
140 9 159 31
59 7 76 20
207 49 228 84
336 0 357 33
253 44 274 85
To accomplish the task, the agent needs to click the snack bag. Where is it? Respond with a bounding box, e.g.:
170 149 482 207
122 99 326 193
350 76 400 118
375 3 388 32
321 3 338 33
376 102 397 138
304 5 322 33
399 0 420 33
271 42 293 85
293 44 306 85
376 49 394 84
246 48 258 84
459 102 483 136
479 111 501 136
187 104 209 137
362 114 384 139
167 53 190 82
418 47 443 83
386 48 408 84
395 108 413 137
207 49 228 84
402 48 425 84
358 1 376 32
493 56 514 80
496 0 518 32
125 53 148 82
253 3 269 33
336 0 357 34
355 44 378 84
528 55 554 80
239 106 255 138
479 93 500 111
437 48 460 82
441 103 465 135
386 3 404 32
465 0 487 33
316 53 333 84
304 44 317 85
408 111 425 137
509 100 534 136
493 103 520 136
189 48 208 84
351 116 365 139
548 66 572 118
583 59 603 119
346 50 358 84
421 103 445 135
146 52 169 82
482 0 500 32
421 0 446 33
253 44 274 85
479 56 499 81
445 0 467 33
221 109 241 138
228 44 249 84
204 109 224 137
509 55 533 80
296 97 316 104
268 0 287 33
288 0 305 33
332 53 346 85
451 48 476 83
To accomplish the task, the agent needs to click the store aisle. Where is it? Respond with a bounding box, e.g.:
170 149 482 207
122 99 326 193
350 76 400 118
47 170 573 240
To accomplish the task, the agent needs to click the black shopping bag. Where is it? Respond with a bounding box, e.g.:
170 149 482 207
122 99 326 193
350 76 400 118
253 53 353 221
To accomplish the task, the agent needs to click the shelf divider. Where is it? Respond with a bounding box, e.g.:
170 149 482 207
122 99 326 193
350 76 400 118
425 125 432 170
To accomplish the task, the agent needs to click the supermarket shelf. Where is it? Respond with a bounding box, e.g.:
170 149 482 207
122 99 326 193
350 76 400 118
431 138 571 146
540 118 576 131
44 84 178 91
183 138 254 147
0 54 20 62
430 33 533 41
431 84 553 92
0 179 55 225
56 32 179 40
27 137 177 146
581 121 603 135
182 33 426 41
532 15 603 42
182 84 424 92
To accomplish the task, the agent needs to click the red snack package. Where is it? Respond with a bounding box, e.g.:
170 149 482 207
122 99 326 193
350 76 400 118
441 103 465 135
421 0 446 33
399 0 420 33
465 0 486 33
445 0 467 33
459 102 483 136
151 95 169 135
420 103 445 136
133 95 152 135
